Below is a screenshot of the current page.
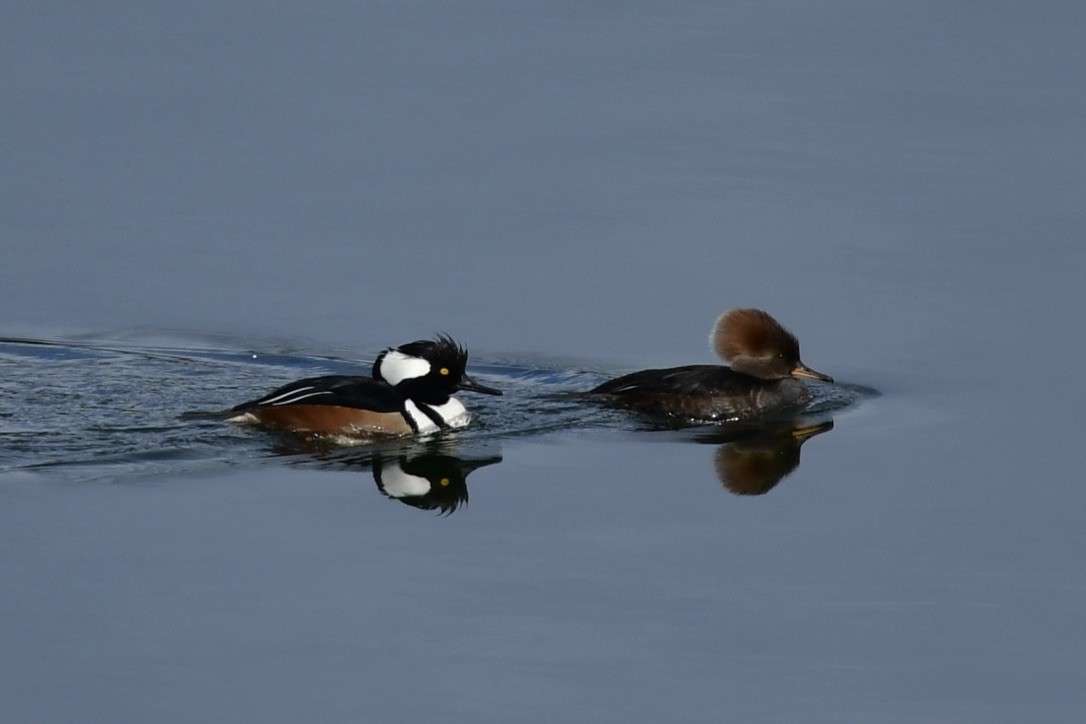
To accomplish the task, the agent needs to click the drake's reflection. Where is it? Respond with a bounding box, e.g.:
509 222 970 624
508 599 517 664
372 448 501 514
268 435 501 515
686 419 833 495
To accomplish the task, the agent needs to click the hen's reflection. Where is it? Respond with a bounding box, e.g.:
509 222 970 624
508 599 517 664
266 435 501 515
688 419 833 495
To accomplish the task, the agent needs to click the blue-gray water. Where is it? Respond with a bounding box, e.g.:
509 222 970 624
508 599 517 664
2 2 1084 722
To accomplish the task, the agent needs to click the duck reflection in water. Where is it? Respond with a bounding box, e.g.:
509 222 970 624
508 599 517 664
267 436 501 515
696 419 833 495
371 447 501 514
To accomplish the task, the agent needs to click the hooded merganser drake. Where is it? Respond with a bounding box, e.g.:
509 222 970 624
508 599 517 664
221 335 501 438
586 308 833 421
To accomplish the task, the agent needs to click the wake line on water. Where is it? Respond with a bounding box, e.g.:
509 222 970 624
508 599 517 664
0 334 870 482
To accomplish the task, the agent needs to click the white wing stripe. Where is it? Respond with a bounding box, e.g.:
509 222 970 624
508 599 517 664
265 389 336 406
259 385 315 404
273 390 334 405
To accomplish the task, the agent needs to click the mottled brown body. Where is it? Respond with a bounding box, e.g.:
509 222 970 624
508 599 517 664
590 370 811 421
586 308 831 422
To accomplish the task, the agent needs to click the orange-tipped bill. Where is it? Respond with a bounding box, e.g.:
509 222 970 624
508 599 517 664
791 363 834 384
790 420 835 440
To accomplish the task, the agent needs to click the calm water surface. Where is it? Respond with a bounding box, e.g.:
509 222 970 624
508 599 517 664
3 2 1084 722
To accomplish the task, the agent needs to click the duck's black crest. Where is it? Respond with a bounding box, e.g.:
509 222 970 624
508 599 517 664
398 334 468 367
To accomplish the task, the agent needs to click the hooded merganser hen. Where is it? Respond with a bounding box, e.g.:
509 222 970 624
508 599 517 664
711 420 833 495
221 335 501 438
586 308 833 421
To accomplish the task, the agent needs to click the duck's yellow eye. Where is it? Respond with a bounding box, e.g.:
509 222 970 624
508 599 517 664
439 477 450 487
439 367 449 376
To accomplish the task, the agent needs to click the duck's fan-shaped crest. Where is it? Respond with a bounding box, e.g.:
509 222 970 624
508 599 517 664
432 333 468 361
710 308 800 362
395 335 468 367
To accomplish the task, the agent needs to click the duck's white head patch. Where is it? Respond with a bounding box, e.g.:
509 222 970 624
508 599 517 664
379 350 432 386
379 462 432 499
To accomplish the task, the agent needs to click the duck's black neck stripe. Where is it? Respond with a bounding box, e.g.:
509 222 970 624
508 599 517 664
400 399 451 432
415 401 450 430
401 407 420 433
